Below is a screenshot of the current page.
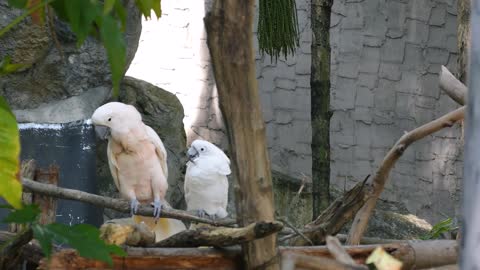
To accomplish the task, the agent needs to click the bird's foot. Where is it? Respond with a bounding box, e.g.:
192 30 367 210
130 199 140 215
196 209 207 219
151 199 163 220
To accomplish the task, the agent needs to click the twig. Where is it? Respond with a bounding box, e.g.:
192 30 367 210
347 107 465 245
325 236 357 266
22 178 237 227
278 218 313 245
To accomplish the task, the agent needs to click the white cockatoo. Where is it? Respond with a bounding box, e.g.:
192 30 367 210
184 139 231 219
91 102 185 241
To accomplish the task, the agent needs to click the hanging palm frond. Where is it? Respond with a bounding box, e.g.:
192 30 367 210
257 0 300 61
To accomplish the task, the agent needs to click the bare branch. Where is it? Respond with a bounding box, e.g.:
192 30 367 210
439 65 467 105
347 106 465 245
22 178 237 227
326 236 357 266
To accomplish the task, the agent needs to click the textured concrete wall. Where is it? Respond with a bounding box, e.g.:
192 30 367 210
330 0 462 223
127 0 313 179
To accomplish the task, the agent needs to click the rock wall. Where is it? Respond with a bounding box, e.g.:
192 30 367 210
126 0 313 180
329 0 462 224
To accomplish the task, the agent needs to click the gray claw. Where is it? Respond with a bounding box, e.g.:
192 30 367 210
130 199 140 215
197 209 207 218
152 199 163 220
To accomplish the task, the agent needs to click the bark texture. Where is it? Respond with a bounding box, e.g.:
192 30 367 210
311 0 333 217
204 1 278 269
458 0 471 83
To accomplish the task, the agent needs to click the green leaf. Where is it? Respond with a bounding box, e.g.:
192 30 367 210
3 204 40 224
135 0 162 19
0 96 22 209
98 15 126 97
135 0 152 19
151 0 161 18
0 56 28 75
420 218 454 240
32 223 126 266
64 0 100 45
113 0 127 31
8 0 28 8
32 224 53 257
103 0 115 15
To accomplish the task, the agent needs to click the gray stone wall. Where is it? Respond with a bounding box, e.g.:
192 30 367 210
330 0 462 223
127 0 313 180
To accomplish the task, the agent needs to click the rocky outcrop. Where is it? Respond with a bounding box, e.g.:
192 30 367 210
98 77 188 220
0 0 141 111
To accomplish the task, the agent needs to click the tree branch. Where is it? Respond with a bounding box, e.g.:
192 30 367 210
153 221 283 247
439 66 467 105
21 178 237 227
346 107 465 245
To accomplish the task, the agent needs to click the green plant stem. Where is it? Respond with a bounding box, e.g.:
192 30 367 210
0 0 55 37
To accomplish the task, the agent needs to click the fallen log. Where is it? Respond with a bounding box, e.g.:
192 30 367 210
22 178 236 227
38 240 457 270
154 221 283 247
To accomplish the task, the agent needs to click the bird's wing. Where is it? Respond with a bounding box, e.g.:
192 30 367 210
145 125 169 179
107 140 121 191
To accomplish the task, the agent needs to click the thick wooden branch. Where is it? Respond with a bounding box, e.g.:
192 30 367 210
100 222 155 247
21 178 236 227
347 106 465 245
287 177 372 245
439 66 467 105
154 221 283 247
38 240 457 270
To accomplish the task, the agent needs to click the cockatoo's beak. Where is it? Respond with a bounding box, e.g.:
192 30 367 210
187 147 199 163
94 125 111 140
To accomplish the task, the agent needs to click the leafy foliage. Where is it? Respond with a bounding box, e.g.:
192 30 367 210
2 0 162 96
32 223 126 265
257 0 299 60
0 97 22 209
420 218 456 240
3 204 126 265
2 204 40 224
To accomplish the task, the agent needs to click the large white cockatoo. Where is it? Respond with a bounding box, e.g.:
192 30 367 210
184 139 231 220
91 102 185 241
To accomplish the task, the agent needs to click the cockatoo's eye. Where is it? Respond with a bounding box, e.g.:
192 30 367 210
200 147 205 152
108 117 112 122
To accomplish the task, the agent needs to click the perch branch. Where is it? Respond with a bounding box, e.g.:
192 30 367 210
347 106 465 245
439 66 467 105
21 178 237 227
154 221 283 247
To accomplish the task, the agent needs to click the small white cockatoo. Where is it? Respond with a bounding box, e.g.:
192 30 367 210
184 139 231 219
91 102 185 241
